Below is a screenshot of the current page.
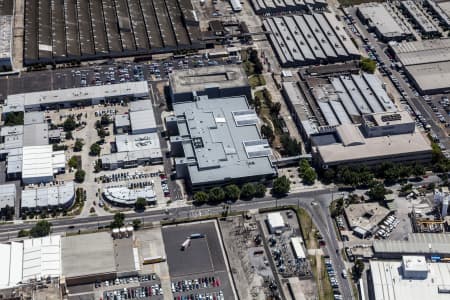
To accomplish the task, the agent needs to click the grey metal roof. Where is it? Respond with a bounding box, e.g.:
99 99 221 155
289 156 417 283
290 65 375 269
0 184 15 210
339 76 372 114
318 101 339 126
351 74 384 113
283 16 315 61
358 3 411 40
303 14 336 58
373 233 450 256
392 38 450 66
329 77 360 117
24 111 45 125
23 123 49 146
401 0 439 34
363 73 397 112
313 13 347 57
129 99 153 112
172 95 277 186
329 100 351 124
282 81 318 137
293 15 326 59
129 109 157 133
274 17 304 63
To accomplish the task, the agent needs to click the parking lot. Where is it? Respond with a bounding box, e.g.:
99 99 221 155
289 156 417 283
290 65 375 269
0 55 235 102
162 221 235 300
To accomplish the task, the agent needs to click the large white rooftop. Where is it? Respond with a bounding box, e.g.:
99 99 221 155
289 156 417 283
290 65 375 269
0 236 61 288
4 81 149 110
370 258 450 300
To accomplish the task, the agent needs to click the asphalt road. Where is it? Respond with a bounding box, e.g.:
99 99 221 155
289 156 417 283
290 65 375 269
0 187 354 298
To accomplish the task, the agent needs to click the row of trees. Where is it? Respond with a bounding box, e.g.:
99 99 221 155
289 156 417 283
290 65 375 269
320 162 425 187
193 183 267 204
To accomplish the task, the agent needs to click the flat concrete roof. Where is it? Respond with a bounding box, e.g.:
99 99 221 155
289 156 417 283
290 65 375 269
406 61 450 92
172 95 276 186
358 3 411 38
316 127 431 165
344 203 390 232
0 15 12 61
5 81 149 110
170 65 249 95
23 123 49 146
373 233 450 256
392 38 450 66
370 259 450 300
61 232 116 278
129 109 157 133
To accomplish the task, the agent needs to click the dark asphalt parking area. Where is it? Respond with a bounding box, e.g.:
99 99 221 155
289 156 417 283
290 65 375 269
162 221 235 299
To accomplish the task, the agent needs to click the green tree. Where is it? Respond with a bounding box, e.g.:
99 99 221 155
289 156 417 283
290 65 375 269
90 143 101 156
63 116 77 131
224 184 240 201
255 183 267 198
101 115 111 125
302 167 317 185
17 229 30 237
135 197 147 211
352 259 365 280
261 124 274 143
65 131 73 140
412 164 425 177
360 57 376 73
111 212 125 228
367 183 388 202
97 128 107 138
75 169 86 183
241 183 256 199
193 191 209 204
30 220 52 237
208 187 225 203
280 134 302 156
132 219 142 230
321 168 335 184
94 159 102 173
68 156 78 169
298 159 310 176
272 176 290 196
73 139 84 152
4 111 24 126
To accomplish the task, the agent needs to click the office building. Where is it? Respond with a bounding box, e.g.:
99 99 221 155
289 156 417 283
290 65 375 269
167 95 277 189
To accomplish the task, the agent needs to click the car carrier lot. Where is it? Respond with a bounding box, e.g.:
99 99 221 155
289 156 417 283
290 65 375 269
162 221 236 299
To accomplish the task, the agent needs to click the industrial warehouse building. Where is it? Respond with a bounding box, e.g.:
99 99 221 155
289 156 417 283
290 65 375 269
21 181 75 212
0 232 141 288
424 0 450 29
282 73 432 167
0 15 12 71
357 3 413 42
369 256 450 300
263 13 360 67
390 38 450 94
166 95 277 189
373 233 450 259
23 0 204 65
169 65 251 103
3 81 149 113
400 0 440 37
0 184 15 212
103 98 162 170
250 0 327 15
0 235 62 289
